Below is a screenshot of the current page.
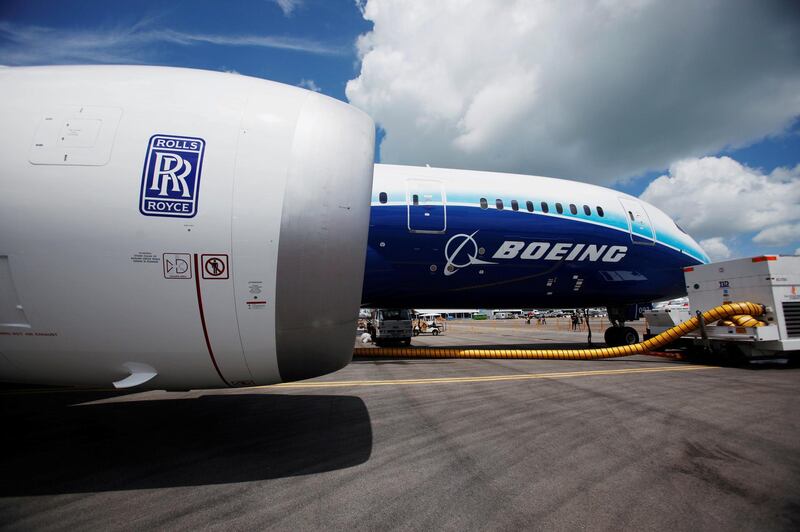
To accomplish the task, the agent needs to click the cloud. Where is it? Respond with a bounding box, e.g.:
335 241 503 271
640 156 800 253
346 1 800 183
0 20 345 65
699 237 731 261
298 78 322 92
273 0 304 17
753 223 800 246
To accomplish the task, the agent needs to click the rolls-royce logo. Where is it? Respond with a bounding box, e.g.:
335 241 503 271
140 134 205 218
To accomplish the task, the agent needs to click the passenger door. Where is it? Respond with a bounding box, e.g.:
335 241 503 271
618 197 655 245
406 179 446 233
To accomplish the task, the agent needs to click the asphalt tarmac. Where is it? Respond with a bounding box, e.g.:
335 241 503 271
2 320 799 531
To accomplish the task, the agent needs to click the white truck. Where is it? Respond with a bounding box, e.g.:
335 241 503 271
366 309 413 346
644 255 799 361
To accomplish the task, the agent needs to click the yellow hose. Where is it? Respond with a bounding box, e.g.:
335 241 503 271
354 301 765 360
717 315 766 327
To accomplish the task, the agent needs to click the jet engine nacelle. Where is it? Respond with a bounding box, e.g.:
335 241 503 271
0 66 375 389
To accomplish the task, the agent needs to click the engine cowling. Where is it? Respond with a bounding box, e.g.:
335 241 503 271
0 65 375 389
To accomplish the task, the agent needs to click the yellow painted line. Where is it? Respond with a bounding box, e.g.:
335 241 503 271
266 364 717 389
1 365 717 395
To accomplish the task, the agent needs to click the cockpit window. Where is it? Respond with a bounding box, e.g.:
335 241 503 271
628 210 634 221
675 221 688 234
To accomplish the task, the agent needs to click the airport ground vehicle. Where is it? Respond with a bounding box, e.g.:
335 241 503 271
644 255 799 361
366 309 413 346
413 313 445 336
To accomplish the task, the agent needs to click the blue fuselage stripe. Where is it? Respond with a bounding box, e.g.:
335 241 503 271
362 204 703 309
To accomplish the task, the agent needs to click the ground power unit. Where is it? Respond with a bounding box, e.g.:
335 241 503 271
646 255 799 360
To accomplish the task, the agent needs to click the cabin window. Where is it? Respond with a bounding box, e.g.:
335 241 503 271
541 202 549 213
379 192 387 204
597 206 605 217
496 199 504 210
583 205 591 216
556 202 563 214
412 194 419 206
526 201 534 212
511 200 519 211
569 203 577 215
480 197 488 209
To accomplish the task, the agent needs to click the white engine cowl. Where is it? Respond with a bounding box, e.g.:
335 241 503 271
0 66 375 389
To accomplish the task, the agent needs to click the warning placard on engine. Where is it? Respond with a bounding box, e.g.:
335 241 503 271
163 253 192 279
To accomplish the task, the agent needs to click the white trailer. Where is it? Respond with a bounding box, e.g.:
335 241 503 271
645 255 799 360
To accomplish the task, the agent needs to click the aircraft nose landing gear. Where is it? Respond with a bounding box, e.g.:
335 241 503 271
604 304 642 347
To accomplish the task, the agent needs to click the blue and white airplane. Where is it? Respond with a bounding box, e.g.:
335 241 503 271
362 164 708 345
0 66 709 390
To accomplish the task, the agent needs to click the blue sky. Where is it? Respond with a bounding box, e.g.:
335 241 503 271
0 0 369 99
1 0 798 260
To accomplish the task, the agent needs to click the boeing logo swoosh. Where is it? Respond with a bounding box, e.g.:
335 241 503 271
443 231 496 276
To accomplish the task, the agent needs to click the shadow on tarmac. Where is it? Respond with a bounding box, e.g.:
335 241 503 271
0 390 372 495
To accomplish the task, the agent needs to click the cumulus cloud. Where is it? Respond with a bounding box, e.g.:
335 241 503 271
699 237 732 261
347 0 800 183
640 156 800 253
0 20 344 65
753 223 800 246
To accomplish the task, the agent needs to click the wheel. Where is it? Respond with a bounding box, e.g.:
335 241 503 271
432 328 440 336
604 327 620 346
402 338 412 346
413 328 420 336
604 326 639 346
620 326 639 345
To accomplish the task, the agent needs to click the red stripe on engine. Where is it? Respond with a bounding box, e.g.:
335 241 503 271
194 253 231 387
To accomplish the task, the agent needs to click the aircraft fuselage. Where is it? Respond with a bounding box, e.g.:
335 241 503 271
362 164 708 309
